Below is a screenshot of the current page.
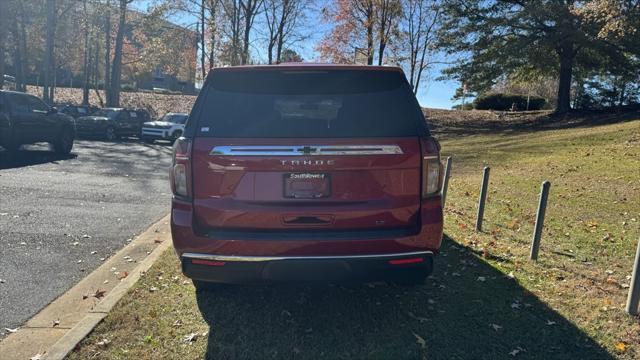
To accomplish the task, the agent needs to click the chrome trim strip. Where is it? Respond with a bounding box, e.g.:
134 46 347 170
182 251 433 262
210 145 404 156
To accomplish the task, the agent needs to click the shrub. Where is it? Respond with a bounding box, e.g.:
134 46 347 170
452 103 474 111
474 93 546 111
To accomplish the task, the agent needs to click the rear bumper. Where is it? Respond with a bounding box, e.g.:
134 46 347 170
182 251 434 283
172 196 443 283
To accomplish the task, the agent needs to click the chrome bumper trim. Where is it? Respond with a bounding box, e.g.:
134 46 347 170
209 145 404 156
182 251 433 263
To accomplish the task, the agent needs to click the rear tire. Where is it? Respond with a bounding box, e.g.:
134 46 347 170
105 126 118 141
53 129 74 155
171 130 183 144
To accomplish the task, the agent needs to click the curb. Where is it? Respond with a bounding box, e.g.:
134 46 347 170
0 215 172 360
45 233 171 359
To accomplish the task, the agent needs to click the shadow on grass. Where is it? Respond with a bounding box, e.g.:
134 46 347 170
431 108 640 139
195 235 613 360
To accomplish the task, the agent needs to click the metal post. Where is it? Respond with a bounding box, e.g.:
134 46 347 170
441 156 452 209
626 238 640 315
529 181 551 260
475 166 490 231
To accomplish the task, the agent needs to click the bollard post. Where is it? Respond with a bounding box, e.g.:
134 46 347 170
529 181 551 261
441 156 452 209
626 238 640 315
475 166 490 231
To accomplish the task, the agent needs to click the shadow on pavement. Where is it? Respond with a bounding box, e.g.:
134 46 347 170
195 235 613 359
0 148 77 170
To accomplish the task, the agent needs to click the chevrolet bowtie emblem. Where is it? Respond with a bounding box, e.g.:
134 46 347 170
299 146 317 154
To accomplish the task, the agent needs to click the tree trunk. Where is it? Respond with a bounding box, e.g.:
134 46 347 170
0 0 6 90
11 17 24 92
108 0 127 107
208 0 216 70
44 0 56 104
104 0 112 98
200 0 206 80
365 1 374 66
556 42 574 114
241 1 253 65
82 0 90 105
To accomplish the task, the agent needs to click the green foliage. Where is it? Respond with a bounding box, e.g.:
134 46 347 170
438 0 640 112
451 103 474 110
474 93 546 111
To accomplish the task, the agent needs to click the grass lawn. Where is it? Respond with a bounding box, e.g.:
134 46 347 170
69 118 639 359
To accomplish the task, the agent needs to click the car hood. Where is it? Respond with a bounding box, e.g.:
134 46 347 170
143 121 176 127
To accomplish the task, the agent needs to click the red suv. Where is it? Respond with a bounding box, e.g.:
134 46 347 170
170 64 443 287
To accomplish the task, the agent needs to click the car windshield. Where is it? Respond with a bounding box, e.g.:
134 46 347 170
162 114 188 124
93 109 119 118
193 70 426 138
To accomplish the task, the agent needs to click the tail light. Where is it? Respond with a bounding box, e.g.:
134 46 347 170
420 137 443 198
170 137 192 197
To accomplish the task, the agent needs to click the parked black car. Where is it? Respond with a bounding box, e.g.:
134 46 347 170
58 104 99 119
75 108 150 140
0 90 75 154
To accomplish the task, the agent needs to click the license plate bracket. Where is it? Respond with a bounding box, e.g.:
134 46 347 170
284 173 331 199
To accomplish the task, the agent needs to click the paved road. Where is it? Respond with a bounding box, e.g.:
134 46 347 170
0 140 173 334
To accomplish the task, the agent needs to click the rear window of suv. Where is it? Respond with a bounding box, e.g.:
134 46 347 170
191 69 427 138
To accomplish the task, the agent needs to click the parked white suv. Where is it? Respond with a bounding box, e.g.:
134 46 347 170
141 112 188 144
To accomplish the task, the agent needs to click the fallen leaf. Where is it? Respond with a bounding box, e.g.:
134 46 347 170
172 319 183 328
149 286 159 292
30 353 45 360
96 338 111 347
615 342 626 352
118 271 129 280
154 239 163 244
5 327 18 333
490 323 502 331
511 302 521 309
509 347 525 356
546 320 556 326
413 332 426 349
52 320 60 327
477 276 486 282
82 234 91 239
93 289 106 299
184 332 199 343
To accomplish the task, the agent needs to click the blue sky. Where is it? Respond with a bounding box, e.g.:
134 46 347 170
134 1 459 109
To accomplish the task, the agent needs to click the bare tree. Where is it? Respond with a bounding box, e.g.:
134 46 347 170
240 0 263 64
104 0 112 101
208 0 218 70
220 0 243 65
0 0 6 89
263 0 307 64
403 0 440 95
82 0 91 105
376 0 401 66
107 0 132 107
43 0 57 104
200 0 206 79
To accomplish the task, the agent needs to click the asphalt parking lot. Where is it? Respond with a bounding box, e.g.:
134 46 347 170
0 140 173 334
